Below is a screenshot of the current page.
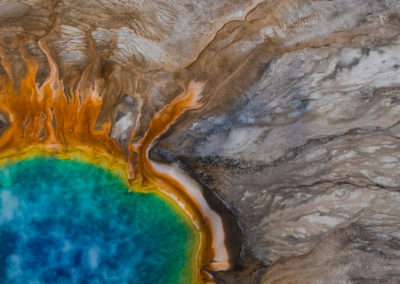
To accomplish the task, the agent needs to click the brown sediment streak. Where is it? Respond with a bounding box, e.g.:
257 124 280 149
0 39 229 283
133 82 230 282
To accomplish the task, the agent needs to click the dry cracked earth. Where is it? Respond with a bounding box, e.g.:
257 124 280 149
1 0 400 283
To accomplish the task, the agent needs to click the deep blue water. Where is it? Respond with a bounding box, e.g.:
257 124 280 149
0 157 196 284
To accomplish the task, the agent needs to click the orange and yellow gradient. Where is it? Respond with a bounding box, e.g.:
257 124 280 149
0 41 229 283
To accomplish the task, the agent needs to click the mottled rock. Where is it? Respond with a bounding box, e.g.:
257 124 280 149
1 0 400 283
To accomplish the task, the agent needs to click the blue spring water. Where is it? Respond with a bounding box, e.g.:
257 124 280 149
0 157 196 283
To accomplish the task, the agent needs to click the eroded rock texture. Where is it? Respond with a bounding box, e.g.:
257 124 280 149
1 0 400 283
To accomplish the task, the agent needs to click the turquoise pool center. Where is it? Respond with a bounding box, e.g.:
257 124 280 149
0 157 196 283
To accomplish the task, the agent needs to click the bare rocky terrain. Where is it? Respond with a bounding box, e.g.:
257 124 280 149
0 0 400 283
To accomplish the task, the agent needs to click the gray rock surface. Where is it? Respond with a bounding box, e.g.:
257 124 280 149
1 0 400 283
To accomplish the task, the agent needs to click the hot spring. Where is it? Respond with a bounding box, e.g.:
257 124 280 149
0 157 197 283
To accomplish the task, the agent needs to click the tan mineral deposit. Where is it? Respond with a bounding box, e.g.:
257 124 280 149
0 0 399 283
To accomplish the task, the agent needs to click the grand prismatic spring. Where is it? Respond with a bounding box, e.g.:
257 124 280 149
2 1 400 283
0 41 229 283
0 157 196 283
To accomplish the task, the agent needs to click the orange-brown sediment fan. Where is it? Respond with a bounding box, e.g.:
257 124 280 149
0 44 228 283
0 44 126 162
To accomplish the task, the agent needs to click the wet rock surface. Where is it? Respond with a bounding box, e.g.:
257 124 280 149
1 0 400 283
